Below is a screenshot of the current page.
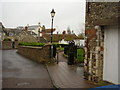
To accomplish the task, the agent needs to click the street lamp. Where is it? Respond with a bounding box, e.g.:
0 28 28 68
50 9 55 58
50 9 55 43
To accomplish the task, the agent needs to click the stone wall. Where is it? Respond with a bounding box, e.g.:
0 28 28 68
1 41 19 49
84 2 119 83
18 45 51 63
2 41 12 49
84 28 104 83
86 2 119 27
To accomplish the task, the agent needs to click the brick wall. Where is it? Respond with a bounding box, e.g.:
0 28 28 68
18 45 51 63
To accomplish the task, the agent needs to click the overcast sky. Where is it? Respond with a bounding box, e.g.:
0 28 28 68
1 0 86 35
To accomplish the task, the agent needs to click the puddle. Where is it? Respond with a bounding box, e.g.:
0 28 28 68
16 82 30 86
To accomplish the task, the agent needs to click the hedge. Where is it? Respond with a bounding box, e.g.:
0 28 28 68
76 48 85 63
53 43 69 48
18 42 45 46
3 38 11 41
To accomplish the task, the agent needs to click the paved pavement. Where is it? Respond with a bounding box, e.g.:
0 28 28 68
57 52 67 62
2 50 96 88
2 50 53 88
47 51 96 88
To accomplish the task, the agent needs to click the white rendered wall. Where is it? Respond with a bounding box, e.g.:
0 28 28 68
103 26 119 84
59 39 68 44
80 40 85 46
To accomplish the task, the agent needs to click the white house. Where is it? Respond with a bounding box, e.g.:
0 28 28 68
59 39 68 44
27 25 41 35
74 39 85 46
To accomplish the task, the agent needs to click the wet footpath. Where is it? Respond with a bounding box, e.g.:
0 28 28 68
2 50 53 88
47 51 96 88
2 50 96 89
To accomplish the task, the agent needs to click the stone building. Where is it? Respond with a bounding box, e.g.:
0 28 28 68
16 26 37 42
84 2 119 84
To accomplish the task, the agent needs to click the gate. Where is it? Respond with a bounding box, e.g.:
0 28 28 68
67 41 77 65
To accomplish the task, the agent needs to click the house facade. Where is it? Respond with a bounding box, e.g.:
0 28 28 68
59 39 68 44
84 2 119 84
16 26 37 42
73 39 85 47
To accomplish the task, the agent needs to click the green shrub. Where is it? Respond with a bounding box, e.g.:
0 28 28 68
19 42 45 46
76 48 85 63
3 38 11 41
53 43 68 48
52 43 60 47
57 47 64 51
59 47 64 51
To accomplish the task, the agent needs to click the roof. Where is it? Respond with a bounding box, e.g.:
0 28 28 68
39 37 48 43
44 34 62 42
4 28 22 36
0 22 5 32
16 30 37 42
27 31 37 35
74 35 84 40
64 34 78 41
44 34 79 42
43 28 56 33
27 25 39 30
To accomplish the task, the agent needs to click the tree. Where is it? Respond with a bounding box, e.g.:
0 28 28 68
62 30 66 34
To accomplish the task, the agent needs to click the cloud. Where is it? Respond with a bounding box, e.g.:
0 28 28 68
1 1 85 35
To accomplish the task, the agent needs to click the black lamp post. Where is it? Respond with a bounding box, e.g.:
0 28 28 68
50 9 55 43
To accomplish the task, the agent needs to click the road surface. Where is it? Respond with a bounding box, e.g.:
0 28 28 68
2 50 53 88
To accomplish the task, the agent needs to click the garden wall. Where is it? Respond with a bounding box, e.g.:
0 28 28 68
1 41 19 49
18 45 51 63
